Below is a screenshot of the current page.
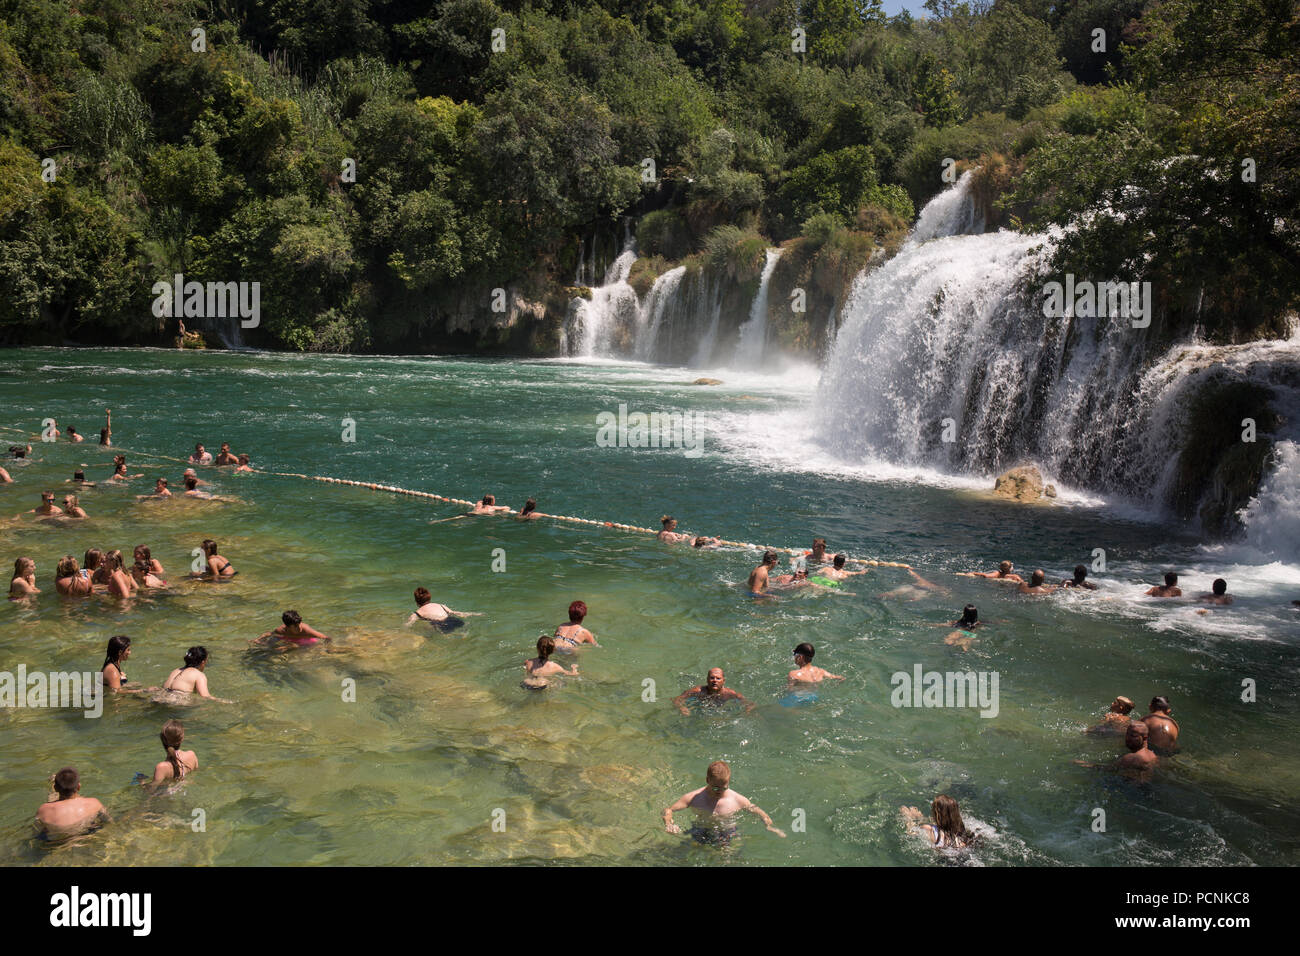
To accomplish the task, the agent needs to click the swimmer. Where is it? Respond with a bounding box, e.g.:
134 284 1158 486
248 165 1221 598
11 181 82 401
162 646 214 698
943 604 982 650
137 477 171 500
28 490 63 517
36 768 109 839
407 587 477 629
151 719 199 784
673 668 755 715
1117 719 1159 774
662 760 786 842
467 494 511 516
182 475 212 498
67 425 83 443
900 795 977 849
1141 696 1179 753
99 408 111 446
134 545 165 577
806 537 830 566
656 515 693 544
9 557 39 599
54 555 93 597
261 610 331 645
1017 569 1059 594
60 494 87 518
182 468 209 487
810 553 870 583
788 642 844 686
1197 578 1234 605
1145 572 1182 597
747 550 779 595
524 635 579 686
515 497 544 520
1086 696 1135 735
46 419 61 439
197 539 236 579
771 555 812 588
214 442 238 466
880 568 948 601
235 453 252 472
129 561 167 590
1060 564 1099 590
102 635 142 692
692 535 721 548
8 443 32 460
958 560 1024 583
553 600 597 648
85 548 109 588
102 550 136 598
68 469 95 487
189 443 213 465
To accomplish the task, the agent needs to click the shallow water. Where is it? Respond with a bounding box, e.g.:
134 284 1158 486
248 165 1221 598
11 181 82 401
1 347 1297 866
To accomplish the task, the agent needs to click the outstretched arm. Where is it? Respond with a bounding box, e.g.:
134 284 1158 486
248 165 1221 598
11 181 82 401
744 799 786 837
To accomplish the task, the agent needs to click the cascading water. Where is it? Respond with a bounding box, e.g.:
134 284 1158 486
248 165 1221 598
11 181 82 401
567 247 638 357
633 266 687 362
815 170 1300 547
732 248 784 369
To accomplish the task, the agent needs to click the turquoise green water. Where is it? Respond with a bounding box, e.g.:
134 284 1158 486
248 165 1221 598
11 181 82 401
1 347 1298 865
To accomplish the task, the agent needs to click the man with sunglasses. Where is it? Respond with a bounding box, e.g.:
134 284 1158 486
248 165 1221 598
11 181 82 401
29 491 64 516
662 761 786 844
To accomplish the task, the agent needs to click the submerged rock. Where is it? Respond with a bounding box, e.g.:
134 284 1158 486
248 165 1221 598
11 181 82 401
692 377 722 385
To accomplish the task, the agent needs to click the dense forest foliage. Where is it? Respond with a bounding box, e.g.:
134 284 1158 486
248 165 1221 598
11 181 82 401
0 0 1295 351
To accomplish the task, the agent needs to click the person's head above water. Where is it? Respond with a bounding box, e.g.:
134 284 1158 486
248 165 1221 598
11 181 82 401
568 600 587 623
1164 571 1178 587
931 794 969 838
1072 564 1088 584
184 476 198 490
201 539 219 557
520 497 537 516
104 635 130 668
999 561 1014 574
661 515 676 529
481 494 495 506
53 767 80 798
706 760 730 792
1149 695 1171 714
282 610 302 628
73 469 85 482
793 642 816 664
833 554 847 569
1111 696 1134 715
56 555 79 578
183 646 208 669
811 537 827 554
705 667 725 690
536 635 556 660
1212 578 1227 596
414 587 431 606
958 604 978 626
762 550 778 567
1125 719 1149 751
1030 569 1046 587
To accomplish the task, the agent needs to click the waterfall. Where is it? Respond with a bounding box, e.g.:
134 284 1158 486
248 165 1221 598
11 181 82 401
815 171 1300 535
733 248 784 369
634 266 687 362
567 247 638 357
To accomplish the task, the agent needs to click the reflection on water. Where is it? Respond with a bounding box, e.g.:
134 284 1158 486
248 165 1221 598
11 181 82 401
0 348 1297 866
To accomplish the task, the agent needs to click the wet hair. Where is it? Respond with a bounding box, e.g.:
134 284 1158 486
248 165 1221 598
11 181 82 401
414 587 431 605
62 493 78 509
156 478 168 489
1072 564 1088 583
103 635 131 669
237 454 249 464
134 545 151 563
763 550 778 565
536 635 556 660
693 536 709 547
660 515 675 527
73 470 85 482
568 600 587 623
833 554 847 569
131 561 150 577
958 604 978 626
812 538 826 550
160 719 187 780
56 555 79 578
931 795 975 846
104 549 124 571
1164 571 1178 586
706 761 731 786
220 442 230 451
481 494 494 505
794 642 815 660
99 428 109 443
201 540 218 557
67 426 78 436
10 445 26 458
1030 569 1046 587
1113 696 1134 714
53 767 79 797
195 443 204 452
41 489 55 501
113 461 126 474
1212 578 1227 595
183 646 208 669
184 476 198 490
12 556 34 579
1126 720 1149 749
999 560 1013 574
520 498 537 516
83 548 102 571
282 610 303 627
1149 696 1170 713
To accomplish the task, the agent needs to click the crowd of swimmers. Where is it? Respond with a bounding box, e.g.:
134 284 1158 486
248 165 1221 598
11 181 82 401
3 427 1267 853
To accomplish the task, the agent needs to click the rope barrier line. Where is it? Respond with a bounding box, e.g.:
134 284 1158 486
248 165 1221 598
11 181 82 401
3 425 912 569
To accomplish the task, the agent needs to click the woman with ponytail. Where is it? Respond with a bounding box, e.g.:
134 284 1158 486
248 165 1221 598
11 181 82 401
151 719 198 784
162 646 214 699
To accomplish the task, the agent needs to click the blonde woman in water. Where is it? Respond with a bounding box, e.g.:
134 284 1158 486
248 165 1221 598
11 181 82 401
9 557 39 599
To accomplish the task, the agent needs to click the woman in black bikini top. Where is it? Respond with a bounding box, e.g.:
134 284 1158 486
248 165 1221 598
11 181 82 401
102 635 132 690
